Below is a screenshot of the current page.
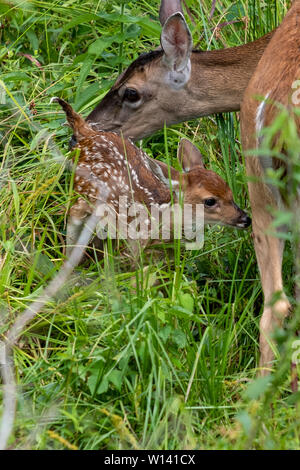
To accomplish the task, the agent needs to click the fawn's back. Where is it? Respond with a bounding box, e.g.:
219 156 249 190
70 131 173 221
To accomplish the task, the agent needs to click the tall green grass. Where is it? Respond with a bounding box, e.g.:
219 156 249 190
1 0 299 450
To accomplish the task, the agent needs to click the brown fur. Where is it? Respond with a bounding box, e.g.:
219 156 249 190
70 130 243 229
86 33 273 140
71 133 172 220
187 169 232 201
241 1 300 375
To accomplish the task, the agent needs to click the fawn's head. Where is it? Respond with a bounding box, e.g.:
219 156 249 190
175 139 251 229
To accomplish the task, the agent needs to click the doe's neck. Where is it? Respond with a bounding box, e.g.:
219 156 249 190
187 31 274 115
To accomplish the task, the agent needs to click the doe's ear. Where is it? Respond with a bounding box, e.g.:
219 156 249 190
159 0 183 26
161 12 192 78
177 138 205 172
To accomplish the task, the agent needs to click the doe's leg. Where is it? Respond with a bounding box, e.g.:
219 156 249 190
249 180 290 375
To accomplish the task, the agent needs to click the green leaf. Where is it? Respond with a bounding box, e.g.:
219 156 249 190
88 37 115 56
88 27 141 57
74 82 100 108
157 307 166 322
59 13 99 37
244 375 272 400
286 391 300 405
2 72 31 82
159 325 172 343
75 55 94 102
179 293 194 313
226 3 245 21
271 211 293 228
96 378 109 395
26 30 39 52
108 370 123 391
236 411 252 436
30 128 49 151
137 17 160 37
35 253 55 276
172 329 187 349
46 82 67 95
87 373 98 395
88 373 108 396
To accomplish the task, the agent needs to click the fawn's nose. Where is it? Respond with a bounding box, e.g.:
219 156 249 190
232 203 252 229
238 213 252 229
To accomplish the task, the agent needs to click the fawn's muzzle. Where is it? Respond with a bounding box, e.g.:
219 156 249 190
236 213 252 229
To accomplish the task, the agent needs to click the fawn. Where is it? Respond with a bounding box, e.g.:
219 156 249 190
52 98 251 257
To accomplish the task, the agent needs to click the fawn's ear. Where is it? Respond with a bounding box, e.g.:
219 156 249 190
161 13 192 88
177 138 205 172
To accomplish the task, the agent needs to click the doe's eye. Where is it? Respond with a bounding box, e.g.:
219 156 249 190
123 88 140 103
204 198 217 208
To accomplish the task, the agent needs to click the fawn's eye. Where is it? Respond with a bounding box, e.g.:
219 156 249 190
204 198 217 208
123 88 141 103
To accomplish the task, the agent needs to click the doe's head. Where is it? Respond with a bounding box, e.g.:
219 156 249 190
82 5 194 142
